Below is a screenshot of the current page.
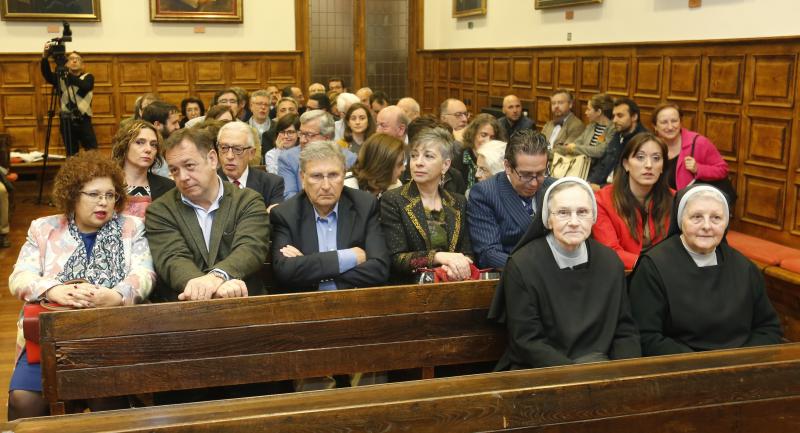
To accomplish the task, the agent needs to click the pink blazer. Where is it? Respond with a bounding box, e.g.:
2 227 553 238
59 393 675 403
675 128 728 190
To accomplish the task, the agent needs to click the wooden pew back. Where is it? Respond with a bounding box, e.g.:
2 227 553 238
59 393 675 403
10 343 800 432
39 280 504 413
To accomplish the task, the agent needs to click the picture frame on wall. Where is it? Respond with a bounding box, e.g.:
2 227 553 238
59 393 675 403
150 0 243 23
1 0 101 22
535 0 602 9
453 0 486 18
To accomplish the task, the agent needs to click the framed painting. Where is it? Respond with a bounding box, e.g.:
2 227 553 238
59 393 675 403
453 0 486 18
150 0 243 23
1 0 101 22
535 0 602 9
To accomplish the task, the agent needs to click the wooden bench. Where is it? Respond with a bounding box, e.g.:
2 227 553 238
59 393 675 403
7 343 800 432
38 279 505 415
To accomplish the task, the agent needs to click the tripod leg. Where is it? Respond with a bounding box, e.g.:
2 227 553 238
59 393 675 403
37 87 59 205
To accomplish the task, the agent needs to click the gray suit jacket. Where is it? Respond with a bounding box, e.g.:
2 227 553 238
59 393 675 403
145 180 270 302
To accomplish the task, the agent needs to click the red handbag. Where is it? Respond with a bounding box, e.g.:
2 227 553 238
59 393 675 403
416 264 498 283
22 301 72 364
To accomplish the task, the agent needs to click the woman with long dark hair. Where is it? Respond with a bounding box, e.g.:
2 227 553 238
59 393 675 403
593 132 674 270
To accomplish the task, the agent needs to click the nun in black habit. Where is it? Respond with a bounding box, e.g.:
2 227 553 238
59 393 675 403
629 184 783 356
488 177 641 369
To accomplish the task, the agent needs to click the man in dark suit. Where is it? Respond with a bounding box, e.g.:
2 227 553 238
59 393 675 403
498 94 535 138
217 121 284 210
145 127 269 302
270 141 389 293
468 129 554 269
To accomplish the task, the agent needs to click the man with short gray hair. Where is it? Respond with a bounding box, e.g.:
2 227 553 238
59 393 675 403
278 110 356 199
397 97 420 121
248 89 272 136
270 141 389 292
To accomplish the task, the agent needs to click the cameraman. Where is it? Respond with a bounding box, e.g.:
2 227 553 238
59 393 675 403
41 42 97 155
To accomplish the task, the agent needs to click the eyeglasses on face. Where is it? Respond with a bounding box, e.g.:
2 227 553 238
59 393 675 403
219 145 253 155
80 191 120 203
306 172 343 184
512 167 546 184
445 111 470 120
278 130 297 136
297 131 321 140
217 98 238 104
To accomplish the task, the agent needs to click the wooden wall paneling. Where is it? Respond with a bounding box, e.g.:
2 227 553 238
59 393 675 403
193 59 226 86
476 90 489 113
230 59 261 87
556 57 577 91
437 58 448 83
536 57 554 91
749 54 796 108
423 56 436 84
462 88 476 114
667 56 701 101
536 96 551 127
4 125 37 152
0 60 35 88
745 112 793 170
462 58 475 85
476 57 490 85
266 57 298 84
606 56 631 96
156 60 189 85
793 181 800 235
449 58 461 83
703 111 741 161
579 57 602 93
512 56 532 90
634 56 663 99
437 86 448 112
491 57 510 88
705 55 745 104
422 85 436 114
1 93 36 121
740 170 787 230
118 58 152 86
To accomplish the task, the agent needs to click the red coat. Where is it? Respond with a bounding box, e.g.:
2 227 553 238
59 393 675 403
593 185 672 270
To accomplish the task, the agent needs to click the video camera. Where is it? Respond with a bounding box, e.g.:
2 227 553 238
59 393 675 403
45 22 73 71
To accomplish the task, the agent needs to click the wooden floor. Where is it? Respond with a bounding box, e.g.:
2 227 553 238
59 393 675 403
0 179 58 421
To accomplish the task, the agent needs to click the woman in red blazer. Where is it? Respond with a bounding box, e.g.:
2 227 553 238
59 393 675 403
594 132 674 269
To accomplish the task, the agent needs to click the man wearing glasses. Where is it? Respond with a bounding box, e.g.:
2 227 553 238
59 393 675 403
214 89 240 118
247 89 272 136
271 141 389 293
217 121 284 211
145 127 269 302
278 110 357 199
467 130 554 269
439 98 470 142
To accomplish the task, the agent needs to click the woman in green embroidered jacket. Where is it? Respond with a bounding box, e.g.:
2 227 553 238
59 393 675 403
380 127 473 283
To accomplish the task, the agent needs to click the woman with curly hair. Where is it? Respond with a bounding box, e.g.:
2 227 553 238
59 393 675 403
345 133 405 197
7 152 155 419
454 113 507 189
111 119 175 218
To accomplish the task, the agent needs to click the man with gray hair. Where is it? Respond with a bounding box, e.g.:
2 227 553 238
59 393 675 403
270 141 389 292
376 105 409 142
248 89 272 136
334 92 361 140
278 109 357 199
217 121 284 210
467 129 554 269
397 97 420 121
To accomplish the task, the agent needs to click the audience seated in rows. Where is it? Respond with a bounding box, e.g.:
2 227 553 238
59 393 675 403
396 97 420 121
8 152 155 419
356 87 372 105
270 141 389 293
111 119 175 218
381 127 473 284
541 89 585 151
216 121 284 210
369 91 389 117
230 87 251 122
248 89 272 136
593 132 674 270
489 177 641 369
179 96 204 128
328 77 345 94
587 97 648 186
145 127 269 302
307 92 331 112
404 115 466 195
629 185 783 355
308 82 326 96
333 93 360 141
262 96 300 159
142 100 181 178
282 85 306 115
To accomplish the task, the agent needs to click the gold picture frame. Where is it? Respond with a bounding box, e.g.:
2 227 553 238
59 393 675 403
535 0 602 10
453 0 486 18
150 0 243 23
1 0 101 22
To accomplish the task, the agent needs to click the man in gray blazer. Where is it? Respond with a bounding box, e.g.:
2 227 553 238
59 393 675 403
541 89 585 149
146 127 269 302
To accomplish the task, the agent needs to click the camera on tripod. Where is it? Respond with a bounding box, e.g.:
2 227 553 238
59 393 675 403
45 22 73 74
